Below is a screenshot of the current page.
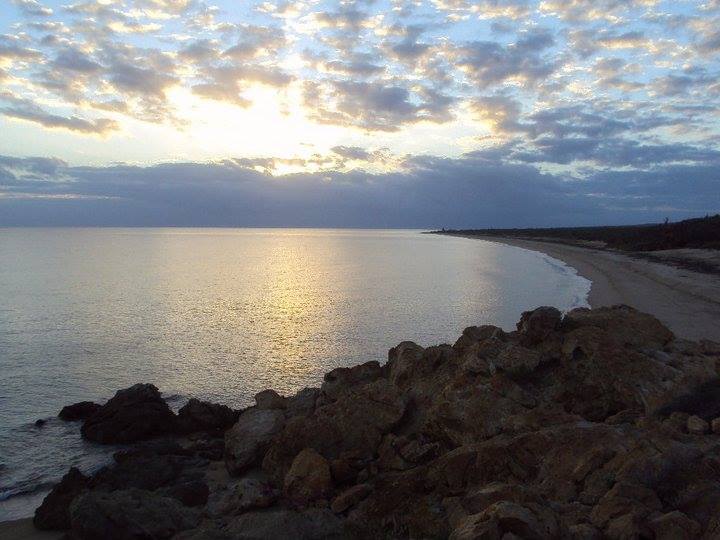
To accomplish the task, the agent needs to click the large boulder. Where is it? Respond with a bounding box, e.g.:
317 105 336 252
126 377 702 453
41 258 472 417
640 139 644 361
562 305 674 349
284 448 333 505
177 398 237 433
59 401 101 421
81 384 178 444
517 306 562 346
34 467 89 530
255 389 287 410
69 489 200 540
225 408 285 476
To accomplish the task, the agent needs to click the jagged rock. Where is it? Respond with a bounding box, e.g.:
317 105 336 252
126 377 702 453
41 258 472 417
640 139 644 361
177 398 237 433
321 361 383 401
225 408 285 476
648 511 702 540
562 305 674 349
712 417 720 433
284 448 333 504
331 483 371 513
285 387 320 418
453 325 506 351
59 401 101 421
69 488 200 540
687 415 710 434
160 480 210 507
263 379 405 482
387 341 425 389
45 306 720 539
81 383 177 444
225 508 346 539
517 306 562 346
255 389 287 410
451 501 559 540
34 467 89 530
224 477 279 514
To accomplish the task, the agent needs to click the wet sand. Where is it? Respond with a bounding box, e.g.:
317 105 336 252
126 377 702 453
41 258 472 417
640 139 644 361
450 235 720 342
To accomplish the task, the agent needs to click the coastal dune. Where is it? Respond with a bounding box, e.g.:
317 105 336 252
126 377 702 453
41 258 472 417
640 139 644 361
450 235 720 342
11 304 720 539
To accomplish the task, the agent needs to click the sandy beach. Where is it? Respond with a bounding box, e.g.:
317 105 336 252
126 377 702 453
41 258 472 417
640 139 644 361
451 235 720 342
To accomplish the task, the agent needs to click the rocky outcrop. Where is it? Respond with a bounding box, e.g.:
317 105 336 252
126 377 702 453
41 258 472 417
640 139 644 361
36 306 720 539
177 398 237 434
58 401 101 421
69 489 200 540
225 408 285 476
33 467 89 530
81 383 178 443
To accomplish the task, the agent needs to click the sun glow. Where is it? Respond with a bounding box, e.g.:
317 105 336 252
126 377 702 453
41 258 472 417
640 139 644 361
165 83 348 162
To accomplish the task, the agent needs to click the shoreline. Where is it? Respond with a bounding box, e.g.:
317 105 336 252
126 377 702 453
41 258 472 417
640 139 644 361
443 233 720 342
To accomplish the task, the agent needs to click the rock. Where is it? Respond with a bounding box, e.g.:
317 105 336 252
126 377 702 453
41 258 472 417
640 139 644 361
387 341 425 389
59 401 101 421
285 387 320 418
225 508 346 539
224 477 279 514
453 325 505 351
69 488 200 540
34 467 89 530
38 306 720 539
160 480 210 507
590 481 661 530
255 389 287 410
81 383 177 444
450 501 558 540
648 511 702 540
687 415 710 434
263 380 405 482
712 417 720 433
321 361 383 401
517 306 562 346
331 483 371 513
284 448 333 504
562 305 674 349
225 408 285 476
34 419 46 427
177 398 237 433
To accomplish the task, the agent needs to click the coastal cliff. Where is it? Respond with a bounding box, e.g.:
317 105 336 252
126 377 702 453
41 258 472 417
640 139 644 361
33 305 720 539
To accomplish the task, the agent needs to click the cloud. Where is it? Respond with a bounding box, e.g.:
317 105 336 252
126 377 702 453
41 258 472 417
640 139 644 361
304 79 454 131
1 101 119 135
1 150 717 227
454 29 557 88
11 0 53 17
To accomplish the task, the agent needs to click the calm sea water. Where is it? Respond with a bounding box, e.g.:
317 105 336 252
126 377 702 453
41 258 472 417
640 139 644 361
0 228 590 520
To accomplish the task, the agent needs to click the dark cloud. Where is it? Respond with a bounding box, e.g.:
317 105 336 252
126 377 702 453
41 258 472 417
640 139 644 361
305 79 454 131
455 29 557 88
2 151 717 227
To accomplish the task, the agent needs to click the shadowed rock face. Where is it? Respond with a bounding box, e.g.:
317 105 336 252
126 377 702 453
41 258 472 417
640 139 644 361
38 306 720 539
58 401 101 421
81 383 178 444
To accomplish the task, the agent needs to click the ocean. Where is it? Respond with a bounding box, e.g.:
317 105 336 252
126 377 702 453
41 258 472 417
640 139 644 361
0 228 590 520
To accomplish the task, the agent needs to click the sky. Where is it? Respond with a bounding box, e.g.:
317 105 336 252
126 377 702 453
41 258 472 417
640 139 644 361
0 0 718 227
